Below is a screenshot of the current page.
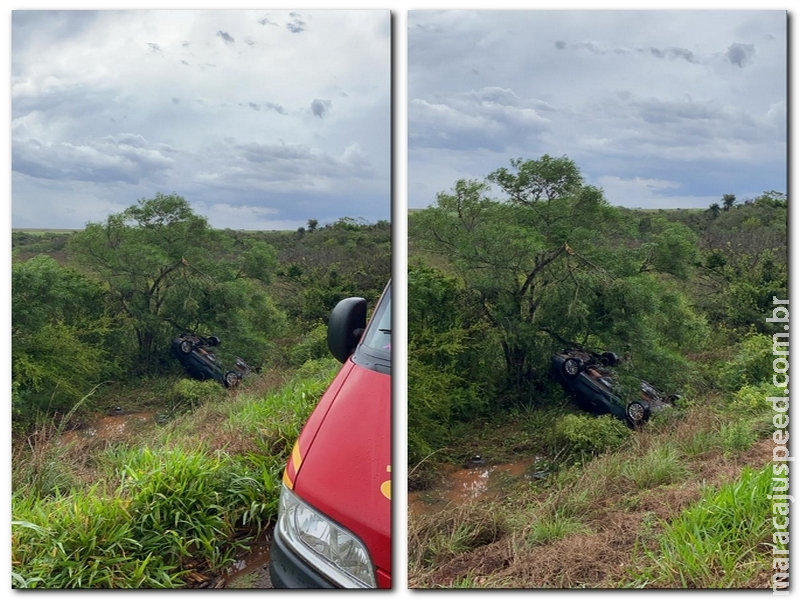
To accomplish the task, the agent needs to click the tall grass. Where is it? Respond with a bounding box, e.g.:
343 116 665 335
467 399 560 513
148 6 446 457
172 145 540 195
12 360 339 588
12 488 184 588
631 463 773 588
408 502 505 572
621 445 689 490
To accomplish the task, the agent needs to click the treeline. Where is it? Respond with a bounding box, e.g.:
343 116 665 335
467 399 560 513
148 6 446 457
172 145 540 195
407 155 786 465
11 194 390 431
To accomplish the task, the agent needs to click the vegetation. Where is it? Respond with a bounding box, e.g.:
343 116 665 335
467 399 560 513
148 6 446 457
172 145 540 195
408 374 779 588
11 194 390 588
407 154 785 588
12 195 390 433
12 360 339 588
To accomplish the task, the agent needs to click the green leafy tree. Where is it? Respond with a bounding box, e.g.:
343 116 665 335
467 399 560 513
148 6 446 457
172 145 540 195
411 155 706 396
12 256 115 424
695 191 787 333
68 193 285 371
407 264 499 464
722 194 736 211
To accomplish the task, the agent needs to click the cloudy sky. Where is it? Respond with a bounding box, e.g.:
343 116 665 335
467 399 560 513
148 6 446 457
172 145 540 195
408 10 787 210
11 10 390 230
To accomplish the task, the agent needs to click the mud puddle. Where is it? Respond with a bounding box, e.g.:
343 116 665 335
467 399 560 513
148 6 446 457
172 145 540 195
409 458 546 516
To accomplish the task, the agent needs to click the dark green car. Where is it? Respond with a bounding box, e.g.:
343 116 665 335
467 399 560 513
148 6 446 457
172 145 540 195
551 349 678 428
171 333 251 388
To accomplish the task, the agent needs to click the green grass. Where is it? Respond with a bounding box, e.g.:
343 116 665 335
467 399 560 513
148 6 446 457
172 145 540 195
631 463 773 588
621 445 689 490
523 512 592 547
408 502 505 571
11 361 338 589
408 374 776 589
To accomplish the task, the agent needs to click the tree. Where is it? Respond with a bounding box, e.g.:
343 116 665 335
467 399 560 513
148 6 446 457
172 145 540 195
722 194 736 211
407 264 499 463
411 156 706 396
707 203 721 219
307 219 318 233
695 191 787 333
68 193 285 371
12 256 115 424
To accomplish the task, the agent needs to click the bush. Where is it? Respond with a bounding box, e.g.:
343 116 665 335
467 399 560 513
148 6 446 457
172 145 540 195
718 420 758 454
716 333 775 392
171 378 226 409
729 380 783 414
555 413 631 456
287 323 329 366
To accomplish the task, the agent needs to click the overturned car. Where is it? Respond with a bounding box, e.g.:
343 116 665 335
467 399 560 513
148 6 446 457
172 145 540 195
550 349 678 428
171 333 252 388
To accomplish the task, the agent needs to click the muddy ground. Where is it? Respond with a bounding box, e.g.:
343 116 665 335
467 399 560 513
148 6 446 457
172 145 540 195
409 436 774 588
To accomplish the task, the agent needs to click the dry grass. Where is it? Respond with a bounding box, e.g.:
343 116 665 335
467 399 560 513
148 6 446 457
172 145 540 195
408 398 775 589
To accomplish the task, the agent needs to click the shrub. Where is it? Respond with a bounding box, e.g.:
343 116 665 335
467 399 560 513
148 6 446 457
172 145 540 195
555 413 631 456
287 323 329 366
729 380 783 414
716 333 775 392
718 420 758 454
171 378 226 409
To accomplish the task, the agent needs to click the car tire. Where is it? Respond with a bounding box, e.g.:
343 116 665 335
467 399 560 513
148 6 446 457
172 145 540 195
179 340 194 355
562 357 584 379
224 371 239 388
600 351 620 367
207 336 221 347
626 400 650 428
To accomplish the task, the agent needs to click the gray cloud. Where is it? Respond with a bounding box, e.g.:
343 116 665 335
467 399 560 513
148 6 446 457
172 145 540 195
244 101 286 114
409 87 550 152
216 30 235 44
13 133 174 184
557 39 700 64
726 42 756 67
265 102 287 114
287 13 307 34
408 10 786 211
310 98 331 118
643 46 699 64
232 140 375 181
11 10 390 229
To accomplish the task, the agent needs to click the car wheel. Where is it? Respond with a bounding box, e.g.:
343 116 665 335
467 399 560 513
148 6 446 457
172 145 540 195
600 351 620 367
562 357 584 379
224 371 239 388
179 340 194 355
207 336 221 347
626 401 649 427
